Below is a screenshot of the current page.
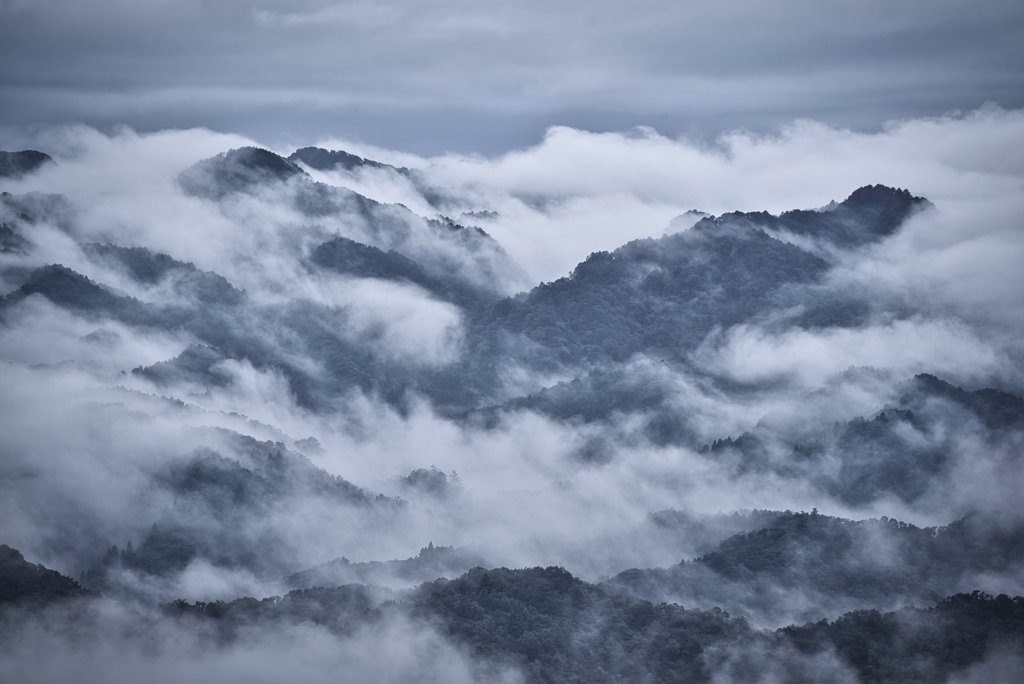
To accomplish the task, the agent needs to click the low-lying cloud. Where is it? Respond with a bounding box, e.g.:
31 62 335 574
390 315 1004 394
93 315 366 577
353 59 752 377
1 109 1023 661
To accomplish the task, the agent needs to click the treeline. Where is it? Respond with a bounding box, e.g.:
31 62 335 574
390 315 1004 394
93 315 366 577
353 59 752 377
157 569 1024 683
702 374 1024 506
4 543 1022 683
609 510 1024 624
0 545 91 606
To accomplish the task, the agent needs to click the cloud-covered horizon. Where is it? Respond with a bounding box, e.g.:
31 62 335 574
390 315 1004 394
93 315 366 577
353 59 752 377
6 105 1024 283
1 0 1022 153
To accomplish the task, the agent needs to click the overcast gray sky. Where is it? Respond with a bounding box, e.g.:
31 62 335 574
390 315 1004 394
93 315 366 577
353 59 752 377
1 0 1023 154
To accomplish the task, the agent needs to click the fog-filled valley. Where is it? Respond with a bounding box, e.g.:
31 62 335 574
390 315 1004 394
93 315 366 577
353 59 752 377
3 109 1024 682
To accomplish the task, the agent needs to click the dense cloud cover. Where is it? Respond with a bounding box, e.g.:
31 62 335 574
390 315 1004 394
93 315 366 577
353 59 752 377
1 0 1023 151
1 107 1024 681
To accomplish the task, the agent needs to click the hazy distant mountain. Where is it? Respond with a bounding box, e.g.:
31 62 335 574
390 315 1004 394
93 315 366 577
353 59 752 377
2 264 154 322
0 191 72 250
0 150 55 180
311 233 506 308
82 243 247 306
179 146 528 298
286 542 486 590
78 429 405 596
178 146 308 200
607 509 1024 623
0 222 29 254
288 146 457 208
289 146 406 174
702 374 1024 505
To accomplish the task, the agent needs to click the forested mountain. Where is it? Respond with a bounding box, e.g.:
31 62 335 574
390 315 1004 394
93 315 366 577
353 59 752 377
469 222 828 367
179 147 527 297
0 165 933 414
83 242 247 306
5 545 1021 684
0 545 90 606
0 150 55 179
288 145 456 207
700 374 1024 505
289 146 406 175
0 190 70 255
312 234 498 308
76 428 405 601
463 184 926 368
609 510 1024 624
728 184 931 249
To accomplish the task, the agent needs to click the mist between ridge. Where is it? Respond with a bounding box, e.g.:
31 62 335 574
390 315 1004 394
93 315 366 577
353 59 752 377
2 114 1024 683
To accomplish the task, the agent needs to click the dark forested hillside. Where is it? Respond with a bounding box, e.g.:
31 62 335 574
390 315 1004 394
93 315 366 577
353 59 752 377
700 374 1024 505
288 146 455 207
467 221 830 369
155 563 1024 683
286 542 486 590
779 592 1024 684
0 151 55 179
83 243 247 306
447 184 931 414
289 146 404 174
0 545 90 606
732 184 931 248
5 540 1021 684
178 146 309 200
312 235 496 308
608 510 1024 624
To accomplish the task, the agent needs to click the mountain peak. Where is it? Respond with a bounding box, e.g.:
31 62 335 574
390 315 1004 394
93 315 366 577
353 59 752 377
837 184 931 235
289 146 399 173
0 150 56 179
178 146 307 199
763 183 933 247
841 184 921 208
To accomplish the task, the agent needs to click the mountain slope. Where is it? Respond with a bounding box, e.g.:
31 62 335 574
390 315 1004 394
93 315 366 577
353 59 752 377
703 374 1024 505
607 510 1024 624
178 146 527 301
157 563 1024 684
289 146 404 174
726 184 931 249
0 183 941 416
1 545 90 605
464 185 922 379
0 150 56 180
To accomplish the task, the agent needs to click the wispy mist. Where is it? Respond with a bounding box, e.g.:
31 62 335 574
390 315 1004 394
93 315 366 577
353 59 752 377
2 106 1024 682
